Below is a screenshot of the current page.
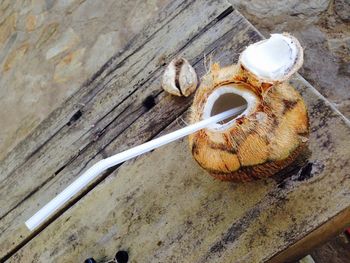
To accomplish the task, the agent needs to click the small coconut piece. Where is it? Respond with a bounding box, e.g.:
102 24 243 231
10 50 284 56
189 62 309 182
162 57 198 97
239 33 303 84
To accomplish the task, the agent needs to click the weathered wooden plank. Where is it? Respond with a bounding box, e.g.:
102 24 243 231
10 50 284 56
3 2 350 262
269 207 350 262
0 4 264 260
8 74 350 262
0 0 232 219
0 0 191 181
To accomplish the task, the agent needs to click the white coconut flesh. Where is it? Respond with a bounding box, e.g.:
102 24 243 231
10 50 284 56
240 34 301 81
203 85 258 131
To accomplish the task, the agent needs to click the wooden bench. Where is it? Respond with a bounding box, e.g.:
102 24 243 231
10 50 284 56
1 0 349 262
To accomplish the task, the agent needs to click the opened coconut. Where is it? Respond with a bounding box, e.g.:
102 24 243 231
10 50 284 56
189 33 309 181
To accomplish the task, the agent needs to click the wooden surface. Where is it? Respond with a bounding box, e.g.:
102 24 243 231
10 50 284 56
270 207 350 263
1 0 350 262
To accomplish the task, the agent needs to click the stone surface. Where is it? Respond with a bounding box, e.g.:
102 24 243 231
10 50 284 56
3 42 29 71
230 0 329 18
45 27 80 59
0 12 17 46
85 31 120 76
25 14 37 31
35 22 60 48
53 47 85 82
334 0 350 22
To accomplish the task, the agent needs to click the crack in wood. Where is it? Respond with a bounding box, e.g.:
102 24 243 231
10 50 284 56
66 110 83 126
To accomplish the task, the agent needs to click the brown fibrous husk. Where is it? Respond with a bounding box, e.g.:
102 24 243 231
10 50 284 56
189 64 309 181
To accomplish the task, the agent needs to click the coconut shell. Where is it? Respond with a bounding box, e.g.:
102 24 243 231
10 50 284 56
238 33 304 87
189 64 309 181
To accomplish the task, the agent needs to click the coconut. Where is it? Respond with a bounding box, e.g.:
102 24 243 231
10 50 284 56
237 33 304 94
189 34 309 181
162 57 198 97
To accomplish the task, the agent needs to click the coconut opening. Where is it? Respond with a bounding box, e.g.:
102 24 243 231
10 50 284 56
211 93 247 123
240 34 301 81
203 85 257 131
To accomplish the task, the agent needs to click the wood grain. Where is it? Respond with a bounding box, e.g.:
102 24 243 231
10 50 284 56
2 0 350 262
268 207 350 262
0 0 188 182
7 75 350 262
1 0 230 218
0 0 231 223
1 0 262 260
